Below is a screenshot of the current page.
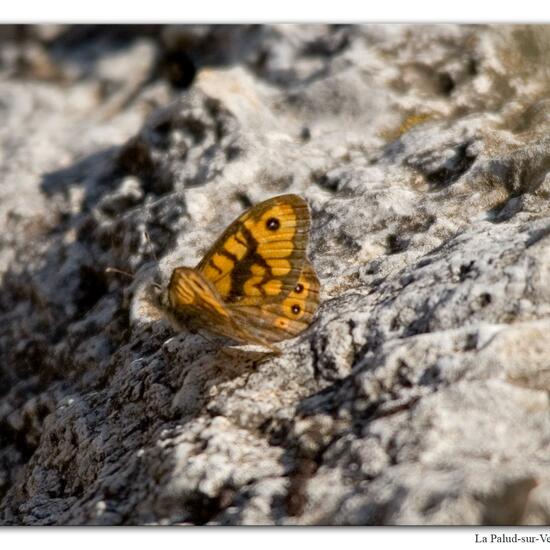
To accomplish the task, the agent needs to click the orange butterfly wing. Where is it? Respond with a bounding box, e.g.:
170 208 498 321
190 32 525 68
164 194 320 348
226 260 320 343
196 194 310 303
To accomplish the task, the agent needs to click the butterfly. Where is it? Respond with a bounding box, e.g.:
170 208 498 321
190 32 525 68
156 194 320 352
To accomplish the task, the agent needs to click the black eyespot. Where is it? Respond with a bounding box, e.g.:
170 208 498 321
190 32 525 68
294 283 304 293
266 217 280 231
291 304 301 315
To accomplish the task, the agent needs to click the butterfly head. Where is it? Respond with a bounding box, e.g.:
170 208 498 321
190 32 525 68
146 267 193 332
151 279 166 307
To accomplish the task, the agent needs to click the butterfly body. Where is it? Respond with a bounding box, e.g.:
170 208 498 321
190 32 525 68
157 194 320 350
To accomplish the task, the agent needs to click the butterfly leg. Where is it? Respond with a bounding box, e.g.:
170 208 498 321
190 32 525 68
196 330 219 347
264 342 281 356
196 330 238 360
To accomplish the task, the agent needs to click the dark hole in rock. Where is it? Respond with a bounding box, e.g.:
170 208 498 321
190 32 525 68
438 72 455 95
76 264 109 312
161 50 197 90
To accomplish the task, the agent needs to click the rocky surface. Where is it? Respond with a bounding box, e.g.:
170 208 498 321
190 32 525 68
1 24 550 525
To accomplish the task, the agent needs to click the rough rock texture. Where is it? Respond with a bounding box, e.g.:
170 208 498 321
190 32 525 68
1 24 550 525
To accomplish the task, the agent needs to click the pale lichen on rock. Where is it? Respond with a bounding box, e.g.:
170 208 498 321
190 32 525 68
1 24 550 525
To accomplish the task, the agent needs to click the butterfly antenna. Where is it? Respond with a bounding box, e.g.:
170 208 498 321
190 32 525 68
197 331 220 348
196 331 234 359
105 231 158 283
105 267 135 279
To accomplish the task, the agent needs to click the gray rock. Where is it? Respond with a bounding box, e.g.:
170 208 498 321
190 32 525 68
1 24 550 525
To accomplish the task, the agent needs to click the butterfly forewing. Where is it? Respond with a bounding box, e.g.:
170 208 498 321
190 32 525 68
196 194 310 303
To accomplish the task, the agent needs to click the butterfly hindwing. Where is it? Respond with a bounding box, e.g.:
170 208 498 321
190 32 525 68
197 194 310 303
167 266 252 343
226 261 320 343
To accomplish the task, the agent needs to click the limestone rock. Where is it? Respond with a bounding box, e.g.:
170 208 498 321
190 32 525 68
1 24 550 525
